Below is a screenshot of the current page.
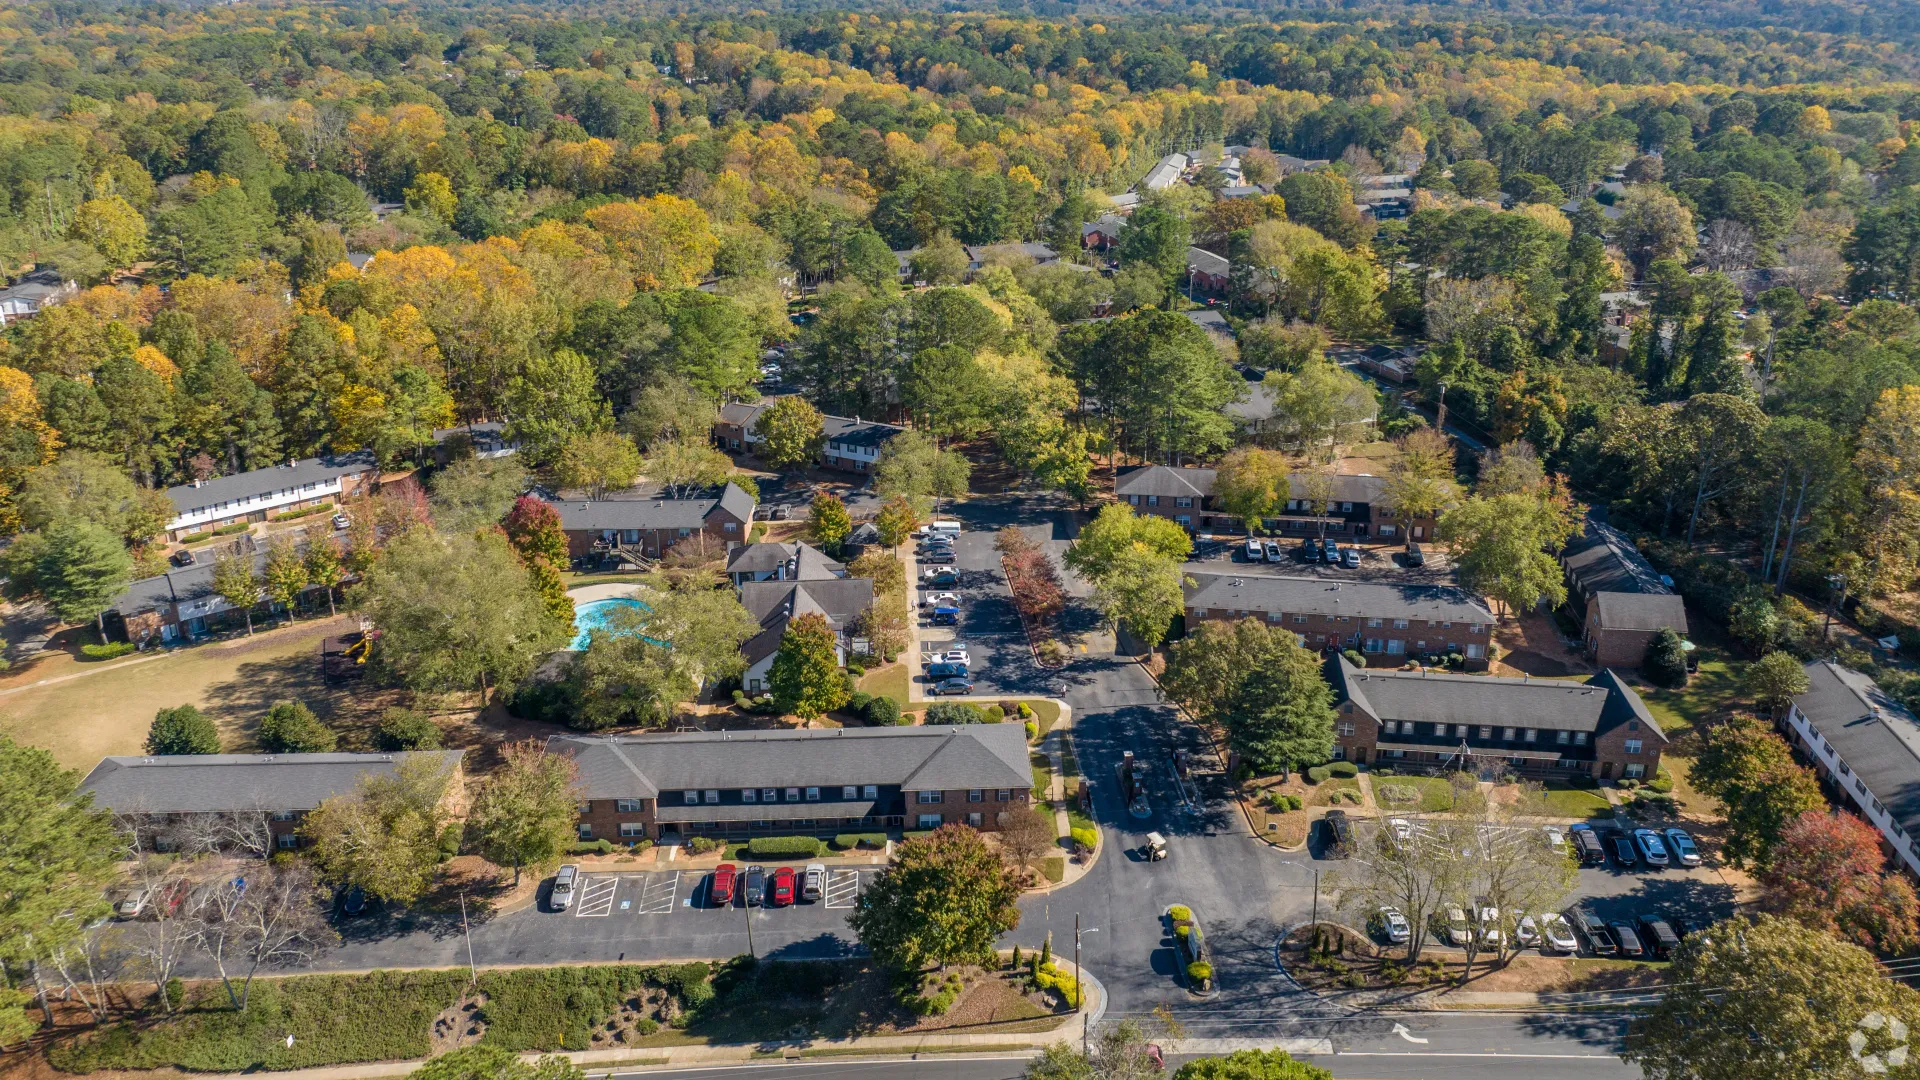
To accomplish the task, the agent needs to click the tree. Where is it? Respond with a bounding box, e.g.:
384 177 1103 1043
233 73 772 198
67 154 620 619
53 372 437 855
374 708 442 751
569 587 757 729
1853 386 1920 595
0 736 120 975
873 430 971 513
303 536 346 618
67 196 147 268
808 491 853 552
1094 547 1187 649
1675 394 1767 547
1 520 134 631
1215 624 1336 773
1449 160 1500 198
301 754 456 904
407 1046 586 1080
753 397 826 470
997 807 1056 879
875 496 921 548
1173 1049 1332 1080
642 436 732 499
430 456 530 535
352 528 570 698
257 701 336 753
849 824 1023 971
1643 627 1689 688
1263 360 1376 460
1065 503 1193 583
1625 915 1920 1080
1744 652 1810 717
1278 170 1373 248
211 550 261 634
148 705 221 755
403 172 457 225
769 611 848 720
910 232 970 286
1380 428 1455 534
1438 477 1583 618
470 740 582 885
623 378 718 451
262 536 310 620
1762 810 1920 954
17 450 172 544
554 431 641 499
1161 618 1278 722
502 496 570 570
1615 185 1697 275
185 862 337 1011
1690 716 1825 869
1211 447 1290 533
502 348 612 468
1116 206 1192 286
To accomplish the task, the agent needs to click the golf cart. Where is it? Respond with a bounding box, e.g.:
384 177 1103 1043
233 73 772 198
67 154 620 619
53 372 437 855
1144 832 1168 861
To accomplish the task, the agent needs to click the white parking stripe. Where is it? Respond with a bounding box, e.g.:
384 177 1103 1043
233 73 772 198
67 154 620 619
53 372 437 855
572 875 619 917
637 872 679 914
824 869 864 909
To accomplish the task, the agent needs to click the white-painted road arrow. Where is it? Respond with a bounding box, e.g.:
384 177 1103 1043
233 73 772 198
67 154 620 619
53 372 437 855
1392 1023 1430 1045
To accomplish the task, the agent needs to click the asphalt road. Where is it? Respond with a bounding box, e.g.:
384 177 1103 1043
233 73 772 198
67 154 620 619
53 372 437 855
308 492 1643 1076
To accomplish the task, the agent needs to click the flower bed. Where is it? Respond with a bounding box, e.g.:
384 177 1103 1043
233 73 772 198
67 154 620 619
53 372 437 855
1166 903 1213 994
996 527 1068 669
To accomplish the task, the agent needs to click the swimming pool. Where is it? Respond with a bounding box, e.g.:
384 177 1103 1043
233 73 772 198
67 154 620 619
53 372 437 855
570 597 653 650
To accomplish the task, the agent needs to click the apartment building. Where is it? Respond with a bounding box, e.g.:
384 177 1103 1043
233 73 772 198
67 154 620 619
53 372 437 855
1182 572 1497 668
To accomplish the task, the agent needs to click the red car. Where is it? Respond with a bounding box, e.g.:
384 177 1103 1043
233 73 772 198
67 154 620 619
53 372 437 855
771 866 796 906
710 863 737 907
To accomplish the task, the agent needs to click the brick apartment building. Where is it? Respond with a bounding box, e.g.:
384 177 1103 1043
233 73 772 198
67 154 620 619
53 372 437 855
1114 465 1435 541
545 483 756 563
552 725 1032 844
163 451 378 541
1560 514 1689 669
79 751 468 852
1183 572 1496 668
715 400 905 473
1324 657 1666 780
1782 660 1920 878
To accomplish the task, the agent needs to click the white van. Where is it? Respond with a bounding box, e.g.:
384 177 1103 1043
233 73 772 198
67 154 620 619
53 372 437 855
924 520 962 536
551 864 579 911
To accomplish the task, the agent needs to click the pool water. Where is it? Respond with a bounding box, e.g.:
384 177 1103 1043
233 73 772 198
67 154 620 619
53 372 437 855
570 597 653 650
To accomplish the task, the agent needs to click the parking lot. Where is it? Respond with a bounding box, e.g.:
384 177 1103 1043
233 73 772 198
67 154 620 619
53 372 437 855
909 524 1053 699
555 868 880 923
1330 816 1737 961
1189 535 1457 586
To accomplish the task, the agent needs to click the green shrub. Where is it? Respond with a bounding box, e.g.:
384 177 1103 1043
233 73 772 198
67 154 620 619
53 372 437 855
1024 720 1039 741
214 521 251 537
1069 826 1097 851
570 839 613 855
846 662 865 678
258 701 337 754
1305 766 1331 783
1018 702 1034 718
1328 761 1358 778
80 641 136 660
848 690 872 713
163 977 185 1010
831 832 887 850
1175 924 1190 938
903 830 937 842
747 836 822 858
635 1019 659 1036
926 701 987 725
1168 904 1192 921
865 695 900 726
146 705 220 756
732 689 748 704
269 504 334 523
985 704 1005 722
1032 962 1081 1006
687 837 721 855
1289 794 1305 811
477 964 711 1052
1187 961 1212 982
373 708 442 751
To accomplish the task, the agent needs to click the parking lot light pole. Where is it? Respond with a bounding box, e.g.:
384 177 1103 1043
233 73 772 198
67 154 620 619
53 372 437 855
1076 917 1099 1056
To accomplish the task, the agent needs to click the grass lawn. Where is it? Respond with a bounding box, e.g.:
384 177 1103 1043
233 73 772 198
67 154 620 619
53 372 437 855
1031 752 1052 802
857 662 910 707
1635 623 1744 735
1539 784 1615 819
1024 698 1063 734
1066 808 1096 835
1305 776 1363 807
1372 775 1456 813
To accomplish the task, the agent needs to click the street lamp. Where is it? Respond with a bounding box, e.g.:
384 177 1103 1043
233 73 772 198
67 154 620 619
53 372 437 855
1076 917 1099 1055
1435 380 1450 433
1825 572 1850 642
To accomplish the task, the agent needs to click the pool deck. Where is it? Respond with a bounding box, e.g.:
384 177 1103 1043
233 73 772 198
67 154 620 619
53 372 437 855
568 583 646 604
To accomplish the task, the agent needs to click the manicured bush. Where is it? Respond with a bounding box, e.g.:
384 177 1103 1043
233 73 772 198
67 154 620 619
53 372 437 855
1069 826 1097 851
1342 648 1365 668
508 679 577 726
258 701 337 754
373 708 442 751
1018 702 1034 719
270 504 334 522
832 832 887 850
687 837 721 855
1328 761 1359 778
1648 773 1674 794
1032 961 1081 1006
985 704 1005 722
848 690 873 713
570 839 614 855
748 835 823 858
1025 720 1039 741
1305 765 1331 783
864 695 901 726
1644 627 1689 688
147 705 220 755
926 701 987 725
1168 904 1192 921
1187 961 1212 981
80 641 136 660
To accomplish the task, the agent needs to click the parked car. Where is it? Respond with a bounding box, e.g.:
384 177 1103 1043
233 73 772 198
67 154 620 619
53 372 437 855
1633 828 1671 868
802 863 825 902
1299 540 1321 563
931 678 975 695
1443 906 1472 946
1637 915 1681 959
1320 538 1340 562
1569 824 1607 865
550 865 579 911
1263 539 1284 561
1477 903 1503 947
931 647 971 666
711 864 737 906
770 505 790 521
930 608 960 626
922 550 957 565
116 888 151 919
1538 912 1579 954
921 592 959 608
1569 907 1618 955
1672 914 1714 939
745 865 767 907
1323 809 1354 856
1403 542 1425 567
1610 921 1646 959
1609 832 1638 868
1541 825 1567 853
1380 907 1411 944
332 512 351 531
926 662 969 680
771 867 796 906
169 548 196 568
924 570 959 587
1664 828 1702 867
339 885 368 917
1245 537 1264 561
1515 914 1540 948
1387 817 1414 846
1341 547 1362 569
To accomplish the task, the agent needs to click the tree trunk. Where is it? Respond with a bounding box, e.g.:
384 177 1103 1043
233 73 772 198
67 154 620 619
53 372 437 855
1685 449 1716 548
1775 473 1811 592
1762 467 1791 581
243 609 253 635
326 588 336 618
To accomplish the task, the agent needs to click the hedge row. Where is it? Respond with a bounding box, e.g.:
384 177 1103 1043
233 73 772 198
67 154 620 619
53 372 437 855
831 832 887 850
747 835 823 858
270 503 335 523
476 963 711 1052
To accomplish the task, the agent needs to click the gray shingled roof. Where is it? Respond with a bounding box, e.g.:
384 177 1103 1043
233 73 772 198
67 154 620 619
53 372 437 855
165 452 378 518
1592 591 1689 633
550 725 1030 798
726 542 843 579
1115 465 1216 499
1186 247 1230 276
1793 662 1920 839
78 751 466 815
546 482 754 532
739 577 875 664
822 415 904 449
1184 572 1494 623
1563 517 1670 596
1328 658 1662 739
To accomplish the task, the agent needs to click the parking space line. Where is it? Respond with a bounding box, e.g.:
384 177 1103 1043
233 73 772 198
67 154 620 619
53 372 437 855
573 875 619 917
637 872 679 915
824 869 863 909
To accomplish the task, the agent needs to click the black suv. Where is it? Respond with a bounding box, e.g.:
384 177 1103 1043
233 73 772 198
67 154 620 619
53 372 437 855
1322 810 1353 858
1637 915 1682 959
745 864 767 907
1403 542 1425 567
